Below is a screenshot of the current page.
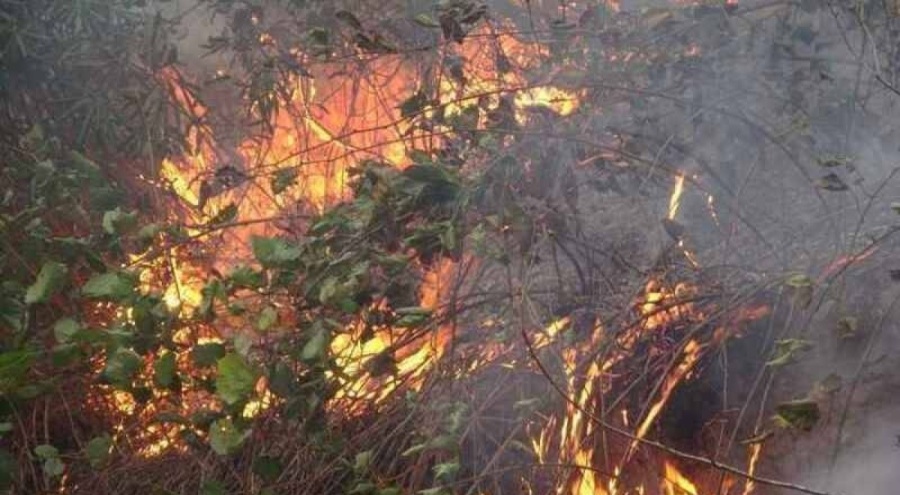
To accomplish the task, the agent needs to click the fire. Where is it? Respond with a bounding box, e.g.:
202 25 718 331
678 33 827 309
667 174 686 221
663 461 699 495
106 10 770 494
741 443 763 495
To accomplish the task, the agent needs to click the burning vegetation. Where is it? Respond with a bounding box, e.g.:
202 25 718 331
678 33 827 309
2 0 900 494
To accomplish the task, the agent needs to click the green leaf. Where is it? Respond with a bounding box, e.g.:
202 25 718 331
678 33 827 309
208 203 238 226
85 434 112 468
0 350 36 393
137 223 162 244
251 236 301 268
766 339 812 367
271 168 298 195
433 461 460 481
53 318 81 343
0 448 14 489
228 265 265 289
42 457 65 478
103 348 143 386
301 327 329 362
253 455 283 483
816 173 849 192
200 480 227 495
33 445 64 478
774 399 820 431
816 154 853 168
413 13 440 28
34 444 59 459
26 261 68 304
836 316 860 340
208 418 250 455
102 208 138 235
267 362 296 398
256 306 278 332
82 272 136 301
216 353 258 405
192 343 226 367
354 450 373 474
891 202 900 214
399 91 429 119
153 352 177 388
350 482 378 495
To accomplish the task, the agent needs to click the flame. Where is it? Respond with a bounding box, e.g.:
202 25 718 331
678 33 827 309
663 461 699 495
741 443 763 495
667 174 686 220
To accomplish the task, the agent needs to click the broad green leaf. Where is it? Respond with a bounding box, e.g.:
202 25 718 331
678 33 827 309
396 312 430 328
301 327 329 362
256 306 278 331
53 318 81 343
82 272 136 301
208 203 238 226
399 91 429 118
774 399 820 431
197 279 227 320
251 236 301 268
102 208 138 235
253 455 283 483
42 457 65 478
34 444 59 459
268 362 296 398
0 350 35 393
137 223 162 243
104 348 142 386
191 343 226 367
354 450 373 474
85 434 112 468
228 265 264 289
26 261 68 304
153 352 177 388
270 168 298 195
216 353 258 405
208 418 250 455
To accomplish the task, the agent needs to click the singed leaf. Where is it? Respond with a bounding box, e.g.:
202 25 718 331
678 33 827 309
774 399 820 431
816 173 849 191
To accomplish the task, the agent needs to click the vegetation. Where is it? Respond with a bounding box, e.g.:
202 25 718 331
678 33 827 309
1 0 900 494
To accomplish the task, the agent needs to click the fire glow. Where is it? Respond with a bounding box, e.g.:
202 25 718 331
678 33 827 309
106 10 773 495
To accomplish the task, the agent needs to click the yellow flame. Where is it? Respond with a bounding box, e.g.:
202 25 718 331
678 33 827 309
663 461 699 495
668 174 686 220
